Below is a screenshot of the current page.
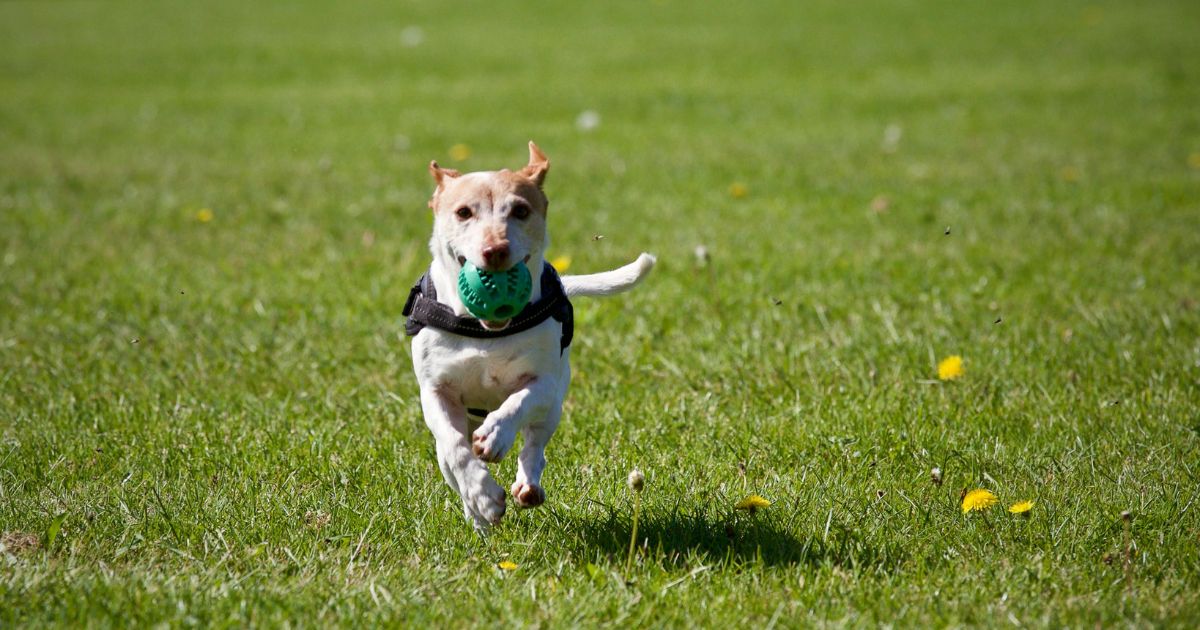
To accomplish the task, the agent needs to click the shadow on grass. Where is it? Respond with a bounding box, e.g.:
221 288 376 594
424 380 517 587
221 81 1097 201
567 503 904 569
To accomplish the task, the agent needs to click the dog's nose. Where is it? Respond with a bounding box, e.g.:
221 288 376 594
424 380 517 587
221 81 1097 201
481 244 510 268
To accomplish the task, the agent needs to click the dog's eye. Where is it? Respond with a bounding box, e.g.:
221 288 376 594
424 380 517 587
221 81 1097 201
455 206 473 220
511 203 531 220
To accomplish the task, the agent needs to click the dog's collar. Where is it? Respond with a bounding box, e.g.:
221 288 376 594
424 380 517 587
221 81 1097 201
403 261 573 353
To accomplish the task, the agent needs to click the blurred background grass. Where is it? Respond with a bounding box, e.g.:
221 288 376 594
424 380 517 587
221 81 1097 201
2 0 1199 626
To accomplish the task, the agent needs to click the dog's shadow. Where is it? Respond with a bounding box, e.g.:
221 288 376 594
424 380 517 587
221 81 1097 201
562 502 899 569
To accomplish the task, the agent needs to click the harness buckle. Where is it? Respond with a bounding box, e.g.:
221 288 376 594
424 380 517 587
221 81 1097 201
402 283 421 317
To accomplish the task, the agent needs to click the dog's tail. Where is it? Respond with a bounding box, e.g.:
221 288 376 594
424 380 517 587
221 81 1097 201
561 253 656 298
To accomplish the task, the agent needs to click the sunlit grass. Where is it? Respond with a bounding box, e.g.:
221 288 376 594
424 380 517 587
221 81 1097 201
2 0 1199 626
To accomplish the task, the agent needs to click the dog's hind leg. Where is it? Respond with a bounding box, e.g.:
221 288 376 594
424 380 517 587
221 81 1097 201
431 441 472 520
420 387 507 531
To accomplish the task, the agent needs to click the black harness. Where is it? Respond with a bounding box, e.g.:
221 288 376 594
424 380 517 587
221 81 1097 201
402 262 574 354
403 263 574 421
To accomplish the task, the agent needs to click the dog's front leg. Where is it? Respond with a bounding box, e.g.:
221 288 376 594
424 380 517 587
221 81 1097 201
508 401 563 508
420 386 507 531
471 376 557 464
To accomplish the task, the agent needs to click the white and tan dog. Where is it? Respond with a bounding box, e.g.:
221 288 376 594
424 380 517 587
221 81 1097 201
409 142 655 531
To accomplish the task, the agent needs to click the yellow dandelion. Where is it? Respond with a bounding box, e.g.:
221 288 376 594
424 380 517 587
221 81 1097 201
1009 500 1034 515
1188 153 1200 170
195 208 214 223
449 143 472 161
961 489 998 514
497 560 518 571
937 355 963 381
735 494 771 511
728 182 748 199
1059 166 1080 182
550 255 571 273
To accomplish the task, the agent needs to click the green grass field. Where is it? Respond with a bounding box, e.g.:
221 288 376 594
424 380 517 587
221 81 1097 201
3 0 1200 626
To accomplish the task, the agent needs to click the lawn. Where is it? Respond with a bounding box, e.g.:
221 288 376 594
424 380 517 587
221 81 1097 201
2 0 1199 626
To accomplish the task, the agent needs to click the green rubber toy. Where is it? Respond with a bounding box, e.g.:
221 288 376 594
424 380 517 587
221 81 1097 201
457 260 532 321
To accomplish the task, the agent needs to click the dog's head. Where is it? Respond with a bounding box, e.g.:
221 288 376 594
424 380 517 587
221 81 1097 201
426 142 551 329
428 141 550 273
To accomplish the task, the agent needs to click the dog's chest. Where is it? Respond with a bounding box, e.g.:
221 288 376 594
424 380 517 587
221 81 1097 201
413 321 564 406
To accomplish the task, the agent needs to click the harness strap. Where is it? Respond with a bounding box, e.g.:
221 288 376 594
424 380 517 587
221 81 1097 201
403 262 573 353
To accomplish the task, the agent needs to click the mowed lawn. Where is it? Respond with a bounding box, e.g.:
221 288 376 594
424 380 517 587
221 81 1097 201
2 0 1199 626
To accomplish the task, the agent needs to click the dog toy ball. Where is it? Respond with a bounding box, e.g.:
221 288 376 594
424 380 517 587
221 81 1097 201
457 260 532 321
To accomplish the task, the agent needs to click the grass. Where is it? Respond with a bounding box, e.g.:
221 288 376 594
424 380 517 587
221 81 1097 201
2 0 1199 626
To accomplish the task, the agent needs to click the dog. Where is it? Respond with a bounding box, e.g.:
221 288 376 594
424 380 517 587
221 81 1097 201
405 141 655 531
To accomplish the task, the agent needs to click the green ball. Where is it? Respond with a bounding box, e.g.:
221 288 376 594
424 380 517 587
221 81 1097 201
457 260 532 321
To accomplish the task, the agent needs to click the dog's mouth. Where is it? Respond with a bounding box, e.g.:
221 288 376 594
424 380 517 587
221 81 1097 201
454 253 532 270
449 251 532 330
479 319 511 331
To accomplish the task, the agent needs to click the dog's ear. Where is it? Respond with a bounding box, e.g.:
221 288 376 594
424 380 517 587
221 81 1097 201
428 161 460 209
429 160 460 189
518 141 549 188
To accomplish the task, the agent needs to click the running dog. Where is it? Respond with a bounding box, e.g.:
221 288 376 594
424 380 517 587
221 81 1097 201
403 141 655 531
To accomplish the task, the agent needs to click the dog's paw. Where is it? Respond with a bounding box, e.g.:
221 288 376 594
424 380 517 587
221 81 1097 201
464 476 507 530
472 423 516 463
510 481 546 509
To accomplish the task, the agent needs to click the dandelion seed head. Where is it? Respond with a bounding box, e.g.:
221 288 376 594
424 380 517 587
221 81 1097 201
882 123 902 152
400 26 425 48
575 110 601 132
627 469 644 493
